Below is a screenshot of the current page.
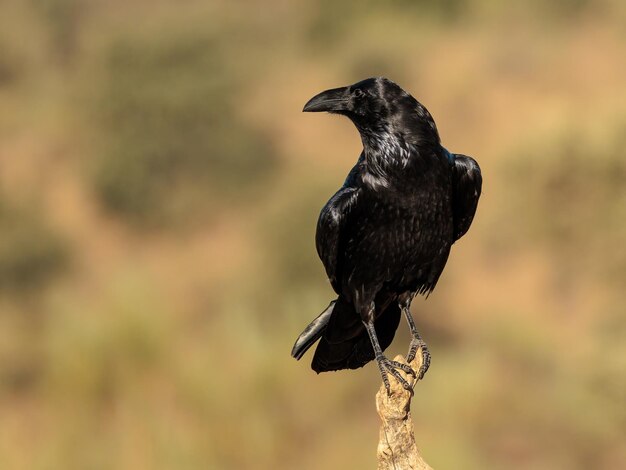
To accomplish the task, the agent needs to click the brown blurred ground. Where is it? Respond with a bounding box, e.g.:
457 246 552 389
0 1 625 469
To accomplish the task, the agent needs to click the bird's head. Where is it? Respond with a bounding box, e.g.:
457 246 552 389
303 77 439 149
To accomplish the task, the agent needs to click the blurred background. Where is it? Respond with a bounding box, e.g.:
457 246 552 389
0 0 625 468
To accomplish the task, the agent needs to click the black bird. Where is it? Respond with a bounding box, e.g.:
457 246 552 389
291 77 481 391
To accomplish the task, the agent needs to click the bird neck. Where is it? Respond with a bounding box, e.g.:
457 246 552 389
362 132 411 167
359 131 413 190
359 130 442 191
441 146 455 163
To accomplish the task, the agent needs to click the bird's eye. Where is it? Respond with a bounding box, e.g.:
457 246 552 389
353 88 365 99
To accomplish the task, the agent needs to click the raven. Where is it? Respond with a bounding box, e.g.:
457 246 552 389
291 77 481 391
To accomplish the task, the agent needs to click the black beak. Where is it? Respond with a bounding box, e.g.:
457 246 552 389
303 86 350 113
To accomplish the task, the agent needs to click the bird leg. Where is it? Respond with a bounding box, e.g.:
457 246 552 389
362 305 415 393
401 300 431 381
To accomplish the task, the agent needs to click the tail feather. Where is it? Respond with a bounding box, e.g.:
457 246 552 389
310 297 401 373
291 301 336 360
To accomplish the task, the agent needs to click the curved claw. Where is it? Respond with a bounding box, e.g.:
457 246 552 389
378 356 415 393
388 367 413 391
407 340 431 381
387 359 416 377
416 348 431 380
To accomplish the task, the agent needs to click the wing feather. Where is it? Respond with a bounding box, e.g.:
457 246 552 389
315 157 363 292
451 154 482 241
316 187 359 292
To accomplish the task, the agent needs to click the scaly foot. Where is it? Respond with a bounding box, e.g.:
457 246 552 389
406 338 431 381
376 355 416 393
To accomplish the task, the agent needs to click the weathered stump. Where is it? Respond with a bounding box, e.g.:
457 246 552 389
376 352 433 470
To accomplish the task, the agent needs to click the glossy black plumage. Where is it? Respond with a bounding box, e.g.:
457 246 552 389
291 77 482 390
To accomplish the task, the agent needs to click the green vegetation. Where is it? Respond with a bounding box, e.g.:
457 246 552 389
0 202 69 293
499 121 626 286
93 29 277 225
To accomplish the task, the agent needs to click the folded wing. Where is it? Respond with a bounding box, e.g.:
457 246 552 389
450 155 482 241
315 157 363 292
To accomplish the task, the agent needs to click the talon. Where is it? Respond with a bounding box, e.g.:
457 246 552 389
407 339 431 381
377 356 415 392
388 367 412 391
406 345 418 363
416 346 431 380
382 376 391 394
388 359 416 377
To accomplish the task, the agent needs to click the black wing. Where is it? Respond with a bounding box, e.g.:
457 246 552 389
315 157 363 293
451 154 482 241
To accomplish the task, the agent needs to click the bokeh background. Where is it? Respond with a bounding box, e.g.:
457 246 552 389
0 0 625 468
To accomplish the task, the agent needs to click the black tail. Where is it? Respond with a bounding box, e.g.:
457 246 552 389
291 300 336 360
291 296 401 373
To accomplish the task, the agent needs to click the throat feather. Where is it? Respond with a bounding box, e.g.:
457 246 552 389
361 133 413 189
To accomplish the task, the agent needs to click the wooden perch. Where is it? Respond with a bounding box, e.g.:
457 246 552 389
376 352 433 470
